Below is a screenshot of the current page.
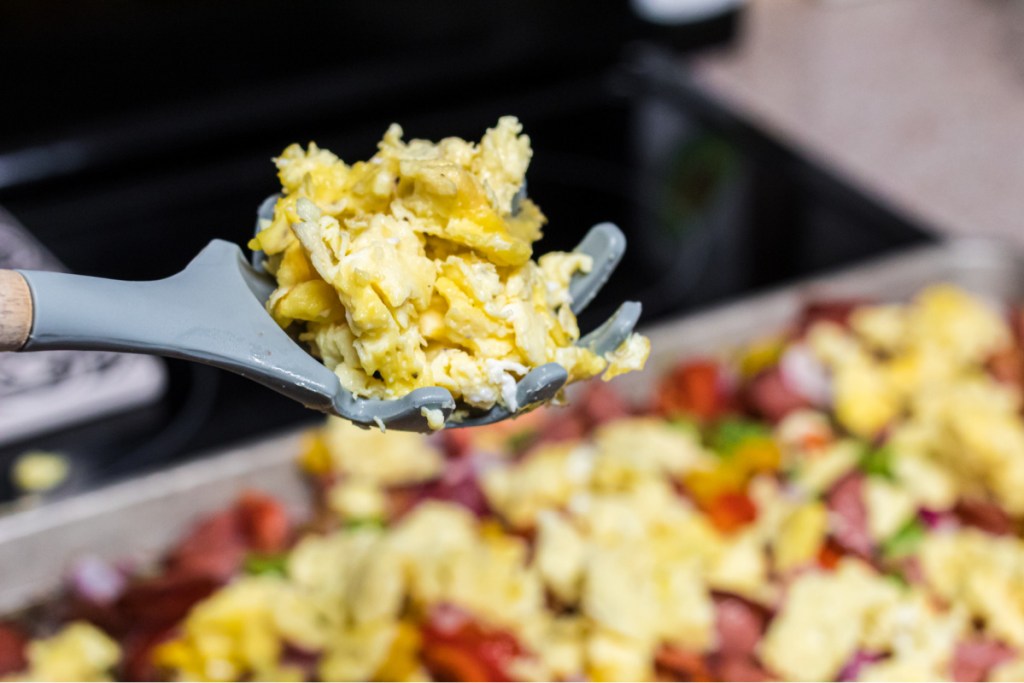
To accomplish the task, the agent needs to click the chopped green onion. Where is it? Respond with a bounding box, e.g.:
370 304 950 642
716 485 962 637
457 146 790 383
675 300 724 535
882 517 926 559
344 517 385 531
710 419 770 455
243 553 288 577
860 446 895 479
506 429 538 454
884 571 910 589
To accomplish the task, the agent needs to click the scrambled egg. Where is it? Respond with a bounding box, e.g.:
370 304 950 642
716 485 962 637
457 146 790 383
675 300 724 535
992 658 1024 682
251 117 649 419
11 450 69 493
315 416 444 486
771 500 829 573
809 284 1024 513
809 285 1009 438
156 418 731 682
157 504 545 682
760 559 899 681
35 283 1024 683
10 622 120 682
919 528 1024 648
761 557 966 682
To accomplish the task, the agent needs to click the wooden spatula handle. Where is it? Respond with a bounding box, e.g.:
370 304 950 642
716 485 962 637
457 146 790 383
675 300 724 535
0 270 32 351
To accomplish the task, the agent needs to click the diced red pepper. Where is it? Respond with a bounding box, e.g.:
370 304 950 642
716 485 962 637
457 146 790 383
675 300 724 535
421 605 525 682
655 360 730 422
799 431 831 452
237 490 291 554
422 643 494 682
705 492 758 533
166 492 291 581
817 538 844 571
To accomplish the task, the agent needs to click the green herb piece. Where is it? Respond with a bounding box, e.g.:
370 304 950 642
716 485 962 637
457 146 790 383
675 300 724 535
860 446 895 479
244 552 288 577
882 517 926 559
884 571 910 589
344 517 385 531
710 419 771 455
506 430 538 454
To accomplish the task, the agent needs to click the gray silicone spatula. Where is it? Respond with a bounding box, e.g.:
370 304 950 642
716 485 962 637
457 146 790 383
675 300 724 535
0 205 640 432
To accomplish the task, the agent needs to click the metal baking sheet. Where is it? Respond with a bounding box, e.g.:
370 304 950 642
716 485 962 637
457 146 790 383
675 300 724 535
0 432 311 614
1 238 1021 614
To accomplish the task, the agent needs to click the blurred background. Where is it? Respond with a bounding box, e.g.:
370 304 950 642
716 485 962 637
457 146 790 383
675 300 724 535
4 0 1018 504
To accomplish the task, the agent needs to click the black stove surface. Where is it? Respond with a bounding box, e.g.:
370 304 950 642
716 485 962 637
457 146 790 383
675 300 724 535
0 6 932 501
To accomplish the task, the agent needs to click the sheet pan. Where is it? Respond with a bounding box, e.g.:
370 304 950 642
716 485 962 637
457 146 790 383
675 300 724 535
2 238 1020 614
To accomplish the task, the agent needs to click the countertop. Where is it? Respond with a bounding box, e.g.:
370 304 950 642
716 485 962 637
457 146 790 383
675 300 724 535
686 0 1024 244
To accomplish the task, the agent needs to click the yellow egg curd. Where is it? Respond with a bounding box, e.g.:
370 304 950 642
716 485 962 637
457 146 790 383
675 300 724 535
250 117 648 420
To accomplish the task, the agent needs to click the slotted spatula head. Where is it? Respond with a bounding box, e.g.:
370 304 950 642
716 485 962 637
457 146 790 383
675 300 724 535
248 195 641 431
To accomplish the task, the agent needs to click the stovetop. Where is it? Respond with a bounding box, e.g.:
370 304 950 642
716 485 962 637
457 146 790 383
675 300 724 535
0 3 931 502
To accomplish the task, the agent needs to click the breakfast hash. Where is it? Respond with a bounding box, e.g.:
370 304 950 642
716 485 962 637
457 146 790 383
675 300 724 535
6 284 1024 681
250 118 648 423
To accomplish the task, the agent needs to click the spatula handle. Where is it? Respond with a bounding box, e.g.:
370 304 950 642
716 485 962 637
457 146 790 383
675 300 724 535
0 270 32 351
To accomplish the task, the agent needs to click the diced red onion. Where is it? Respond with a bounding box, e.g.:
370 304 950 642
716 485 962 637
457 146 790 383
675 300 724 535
778 343 831 407
69 555 126 604
919 508 957 530
837 650 883 681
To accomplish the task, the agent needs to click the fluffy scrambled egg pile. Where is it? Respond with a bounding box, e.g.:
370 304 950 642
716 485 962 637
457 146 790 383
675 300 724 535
809 285 1024 513
250 117 648 417
155 418 756 682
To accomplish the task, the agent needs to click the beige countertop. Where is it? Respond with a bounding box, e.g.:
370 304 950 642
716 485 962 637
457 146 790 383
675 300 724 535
686 0 1024 244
